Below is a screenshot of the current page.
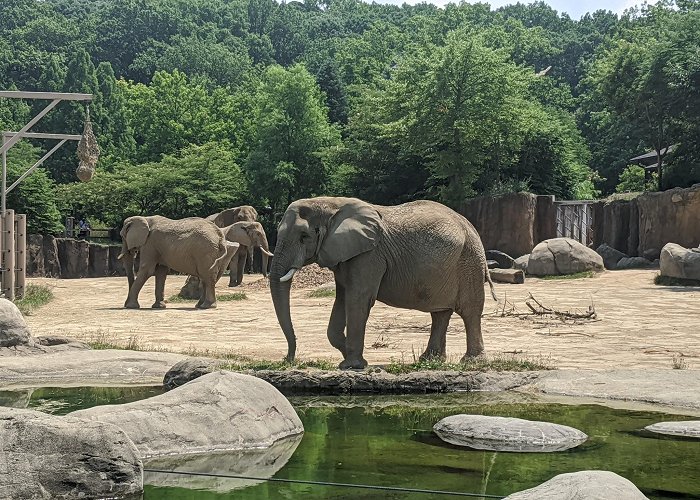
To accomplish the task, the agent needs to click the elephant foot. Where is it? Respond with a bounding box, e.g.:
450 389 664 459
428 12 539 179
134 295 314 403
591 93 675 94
196 302 217 309
460 350 485 364
151 301 167 309
339 357 367 370
228 281 239 288
124 301 140 309
418 350 446 363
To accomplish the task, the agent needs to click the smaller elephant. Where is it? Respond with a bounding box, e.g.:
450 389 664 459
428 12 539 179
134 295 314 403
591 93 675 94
223 221 274 287
207 205 258 274
119 215 240 309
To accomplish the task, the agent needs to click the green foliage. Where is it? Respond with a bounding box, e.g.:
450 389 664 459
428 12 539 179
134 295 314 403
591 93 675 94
309 287 336 298
541 270 596 280
15 284 54 316
167 292 248 303
384 354 555 374
616 165 657 193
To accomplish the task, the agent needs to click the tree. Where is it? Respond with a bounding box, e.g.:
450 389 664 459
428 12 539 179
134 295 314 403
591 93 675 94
315 59 348 125
246 64 340 211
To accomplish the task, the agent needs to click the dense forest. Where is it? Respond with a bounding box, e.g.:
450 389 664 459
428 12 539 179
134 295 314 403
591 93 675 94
0 0 698 233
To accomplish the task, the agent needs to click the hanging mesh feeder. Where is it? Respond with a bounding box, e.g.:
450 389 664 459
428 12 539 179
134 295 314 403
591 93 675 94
76 107 100 182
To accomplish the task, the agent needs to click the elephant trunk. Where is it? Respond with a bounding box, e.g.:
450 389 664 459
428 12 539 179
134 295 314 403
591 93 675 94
259 232 272 277
270 270 296 362
118 241 135 290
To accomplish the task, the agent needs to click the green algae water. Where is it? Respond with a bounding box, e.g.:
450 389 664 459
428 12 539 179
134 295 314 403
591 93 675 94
1 387 698 499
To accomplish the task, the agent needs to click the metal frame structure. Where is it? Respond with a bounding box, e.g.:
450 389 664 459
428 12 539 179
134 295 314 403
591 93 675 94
0 91 92 299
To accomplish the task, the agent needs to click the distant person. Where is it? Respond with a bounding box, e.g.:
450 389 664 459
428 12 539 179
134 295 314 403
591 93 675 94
78 218 91 240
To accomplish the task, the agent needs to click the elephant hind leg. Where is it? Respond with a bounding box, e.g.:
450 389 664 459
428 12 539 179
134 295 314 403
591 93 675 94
459 310 485 362
420 310 451 361
196 279 217 309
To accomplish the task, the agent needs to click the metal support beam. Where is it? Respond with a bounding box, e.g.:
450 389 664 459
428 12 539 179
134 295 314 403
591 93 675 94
6 139 67 195
0 91 93 101
2 131 82 141
0 99 60 156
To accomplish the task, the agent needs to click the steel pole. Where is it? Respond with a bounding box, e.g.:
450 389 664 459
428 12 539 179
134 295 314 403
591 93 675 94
0 99 60 156
1 134 5 217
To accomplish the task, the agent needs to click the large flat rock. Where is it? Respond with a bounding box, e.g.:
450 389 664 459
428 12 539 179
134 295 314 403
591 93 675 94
70 371 303 458
644 420 700 438
528 238 604 276
433 414 587 452
0 407 142 499
505 471 648 499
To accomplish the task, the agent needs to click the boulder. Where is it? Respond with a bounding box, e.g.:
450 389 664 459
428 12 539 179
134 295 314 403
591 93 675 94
70 371 303 458
178 275 201 300
163 357 219 390
485 250 515 269
660 243 700 280
433 415 587 452
88 243 111 277
504 471 648 499
0 298 32 347
514 254 529 271
616 256 656 270
56 238 89 278
644 420 700 438
42 235 61 277
527 238 604 276
144 434 302 492
595 243 628 270
26 234 45 277
0 407 142 499
489 268 525 284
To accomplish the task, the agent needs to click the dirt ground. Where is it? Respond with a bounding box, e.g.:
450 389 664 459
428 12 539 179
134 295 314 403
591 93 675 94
24 269 699 370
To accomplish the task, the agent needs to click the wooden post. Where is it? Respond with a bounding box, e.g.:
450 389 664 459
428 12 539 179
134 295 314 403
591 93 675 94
15 213 26 299
2 209 15 299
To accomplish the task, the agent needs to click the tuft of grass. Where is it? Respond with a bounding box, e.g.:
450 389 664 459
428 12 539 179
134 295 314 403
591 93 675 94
167 292 247 303
654 274 700 287
218 357 336 372
384 354 555 374
672 355 688 370
309 288 336 298
541 271 595 280
14 284 54 316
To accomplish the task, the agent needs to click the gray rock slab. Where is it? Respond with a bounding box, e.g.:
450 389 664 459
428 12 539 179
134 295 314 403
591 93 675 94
144 434 302 492
0 407 142 499
514 254 530 271
644 420 700 438
660 243 700 280
616 256 655 270
528 238 604 276
433 414 587 452
0 349 187 388
70 371 304 458
596 243 628 270
504 471 648 499
526 369 700 411
0 298 32 347
163 356 220 390
486 250 515 269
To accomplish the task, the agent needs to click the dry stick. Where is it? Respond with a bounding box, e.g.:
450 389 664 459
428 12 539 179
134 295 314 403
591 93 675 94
525 293 596 319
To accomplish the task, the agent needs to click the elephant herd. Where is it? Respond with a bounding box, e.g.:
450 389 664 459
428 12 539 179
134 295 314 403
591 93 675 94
118 197 496 369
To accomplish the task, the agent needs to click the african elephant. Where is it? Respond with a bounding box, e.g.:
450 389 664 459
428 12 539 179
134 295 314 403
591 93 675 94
222 221 274 287
119 216 239 309
270 197 496 369
207 206 258 274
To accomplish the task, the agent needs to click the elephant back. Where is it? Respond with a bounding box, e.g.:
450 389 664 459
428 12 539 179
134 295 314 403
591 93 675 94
207 206 258 228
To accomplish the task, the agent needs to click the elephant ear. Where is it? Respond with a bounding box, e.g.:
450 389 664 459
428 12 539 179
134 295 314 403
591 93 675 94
317 200 383 268
122 216 150 251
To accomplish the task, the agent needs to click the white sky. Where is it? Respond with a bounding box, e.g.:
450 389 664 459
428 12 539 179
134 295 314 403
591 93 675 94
371 0 658 20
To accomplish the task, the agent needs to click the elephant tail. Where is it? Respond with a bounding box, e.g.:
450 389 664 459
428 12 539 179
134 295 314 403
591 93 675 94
485 260 497 301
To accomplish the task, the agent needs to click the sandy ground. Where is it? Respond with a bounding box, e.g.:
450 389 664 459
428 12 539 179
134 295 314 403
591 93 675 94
24 269 700 370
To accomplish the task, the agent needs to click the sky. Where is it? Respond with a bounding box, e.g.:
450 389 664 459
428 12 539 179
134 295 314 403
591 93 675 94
372 0 656 20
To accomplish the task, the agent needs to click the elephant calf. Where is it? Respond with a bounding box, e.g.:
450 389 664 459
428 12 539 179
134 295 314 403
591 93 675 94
222 221 273 287
270 197 496 369
119 215 239 309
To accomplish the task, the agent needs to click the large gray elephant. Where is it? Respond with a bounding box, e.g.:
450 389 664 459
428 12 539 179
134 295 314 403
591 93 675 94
270 197 496 369
119 216 239 309
222 221 274 287
207 206 258 274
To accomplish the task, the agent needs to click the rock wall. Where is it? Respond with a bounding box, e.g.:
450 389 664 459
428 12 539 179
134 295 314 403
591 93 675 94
27 235 125 279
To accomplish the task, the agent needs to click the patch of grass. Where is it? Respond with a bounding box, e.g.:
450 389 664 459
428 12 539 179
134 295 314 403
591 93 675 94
309 288 336 298
654 274 700 287
14 284 54 316
167 292 247 303
219 357 336 372
672 355 688 370
541 271 595 280
80 331 148 351
384 354 555 374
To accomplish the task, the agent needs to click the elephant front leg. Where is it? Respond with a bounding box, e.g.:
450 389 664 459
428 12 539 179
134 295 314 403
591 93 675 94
420 310 451 361
151 265 169 309
340 290 373 370
326 286 347 357
124 262 156 309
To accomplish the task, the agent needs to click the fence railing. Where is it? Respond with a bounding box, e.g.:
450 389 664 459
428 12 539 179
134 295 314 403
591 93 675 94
555 201 595 246
0 210 26 299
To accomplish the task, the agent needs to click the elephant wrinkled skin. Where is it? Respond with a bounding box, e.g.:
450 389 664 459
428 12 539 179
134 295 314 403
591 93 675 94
119 216 239 309
270 197 496 369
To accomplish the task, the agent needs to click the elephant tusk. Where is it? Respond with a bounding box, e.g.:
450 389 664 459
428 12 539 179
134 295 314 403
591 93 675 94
279 268 297 282
261 248 274 257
